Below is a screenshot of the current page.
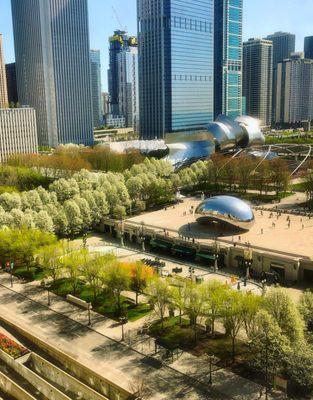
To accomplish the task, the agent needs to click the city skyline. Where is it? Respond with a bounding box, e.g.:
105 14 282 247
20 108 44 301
1 0 313 91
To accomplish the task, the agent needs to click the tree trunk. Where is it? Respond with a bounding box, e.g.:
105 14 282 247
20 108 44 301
232 335 235 364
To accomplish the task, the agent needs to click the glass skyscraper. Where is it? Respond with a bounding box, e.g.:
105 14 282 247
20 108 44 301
138 0 214 139
214 0 243 119
11 0 93 147
266 32 295 123
304 36 313 60
90 50 102 128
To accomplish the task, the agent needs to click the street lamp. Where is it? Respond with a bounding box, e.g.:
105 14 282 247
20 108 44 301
87 302 92 326
188 266 195 280
243 244 253 280
213 238 220 272
6 261 14 288
119 316 128 341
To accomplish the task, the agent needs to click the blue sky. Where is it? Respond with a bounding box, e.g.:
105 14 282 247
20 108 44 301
1 0 312 90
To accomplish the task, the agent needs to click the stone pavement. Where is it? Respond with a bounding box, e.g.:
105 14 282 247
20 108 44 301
0 272 286 400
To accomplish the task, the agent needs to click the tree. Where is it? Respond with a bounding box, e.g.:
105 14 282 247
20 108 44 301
63 200 83 237
183 281 207 342
37 241 67 283
204 280 230 335
82 253 106 302
130 262 154 305
241 292 263 339
264 288 304 343
284 343 313 393
221 290 245 362
102 261 131 316
147 278 172 329
249 310 291 377
236 156 255 193
61 249 86 295
298 290 313 331
270 158 290 195
113 205 127 220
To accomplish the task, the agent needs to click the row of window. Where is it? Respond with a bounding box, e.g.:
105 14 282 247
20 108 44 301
171 16 213 33
173 74 212 82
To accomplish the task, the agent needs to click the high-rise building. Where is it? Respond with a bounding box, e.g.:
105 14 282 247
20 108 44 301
90 50 102 128
102 92 109 123
276 53 313 125
0 107 38 163
243 38 273 126
138 0 214 139
108 31 138 129
11 0 93 147
5 63 18 104
108 31 131 116
214 0 243 119
265 32 295 123
0 34 8 108
304 36 313 60
117 43 139 131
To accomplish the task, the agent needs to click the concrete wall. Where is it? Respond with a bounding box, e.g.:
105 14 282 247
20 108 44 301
29 352 108 400
0 370 36 400
0 349 71 400
0 315 134 400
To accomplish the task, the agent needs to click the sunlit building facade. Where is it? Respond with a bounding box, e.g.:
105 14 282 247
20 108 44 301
214 0 243 119
138 0 214 139
11 0 93 147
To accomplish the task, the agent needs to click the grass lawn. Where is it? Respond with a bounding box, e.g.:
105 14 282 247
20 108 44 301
149 317 249 362
49 278 151 322
13 266 46 282
290 182 307 192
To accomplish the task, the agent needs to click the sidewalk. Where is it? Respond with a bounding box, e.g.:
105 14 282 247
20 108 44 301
0 273 285 400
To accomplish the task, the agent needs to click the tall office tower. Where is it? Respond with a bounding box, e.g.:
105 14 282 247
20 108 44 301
0 34 8 108
11 0 93 147
214 0 243 119
304 36 313 60
117 43 139 130
108 31 131 117
108 31 138 128
138 0 214 139
6 63 18 104
0 107 38 163
90 50 102 128
243 38 273 126
102 92 109 123
266 32 295 123
276 53 313 125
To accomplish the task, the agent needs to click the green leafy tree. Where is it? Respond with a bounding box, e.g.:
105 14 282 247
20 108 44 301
205 281 230 335
147 277 172 329
221 290 245 362
298 290 313 331
249 310 291 377
264 288 304 343
102 260 131 315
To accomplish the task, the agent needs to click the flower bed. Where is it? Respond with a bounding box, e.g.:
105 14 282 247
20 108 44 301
0 333 29 359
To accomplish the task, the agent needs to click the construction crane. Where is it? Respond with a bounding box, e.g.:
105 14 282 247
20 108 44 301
111 6 127 32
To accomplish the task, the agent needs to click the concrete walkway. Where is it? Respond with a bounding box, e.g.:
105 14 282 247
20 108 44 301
0 272 287 400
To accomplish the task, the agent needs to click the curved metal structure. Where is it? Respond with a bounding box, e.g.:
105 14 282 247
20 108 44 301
207 115 265 151
195 195 255 230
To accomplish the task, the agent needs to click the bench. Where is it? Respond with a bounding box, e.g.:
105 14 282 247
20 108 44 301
66 295 92 310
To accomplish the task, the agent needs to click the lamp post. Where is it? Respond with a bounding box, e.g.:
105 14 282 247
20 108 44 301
265 329 269 400
9 261 14 288
119 316 128 341
213 238 220 272
188 266 195 280
243 243 253 280
87 303 92 326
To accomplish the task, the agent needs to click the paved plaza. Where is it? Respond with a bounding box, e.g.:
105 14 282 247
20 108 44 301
128 197 313 259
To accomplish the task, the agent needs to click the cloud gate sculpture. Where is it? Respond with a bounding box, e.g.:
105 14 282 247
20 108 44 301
195 196 255 230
